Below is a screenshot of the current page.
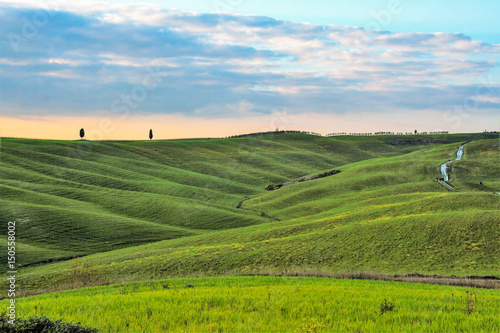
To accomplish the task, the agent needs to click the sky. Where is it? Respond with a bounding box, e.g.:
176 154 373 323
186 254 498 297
0 0 499 139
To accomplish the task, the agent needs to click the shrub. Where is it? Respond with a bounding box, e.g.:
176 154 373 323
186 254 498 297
379 299 395 315
0 313 99 333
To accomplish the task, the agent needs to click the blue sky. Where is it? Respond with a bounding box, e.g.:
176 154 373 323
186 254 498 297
0 0 498 139
102 0 500 44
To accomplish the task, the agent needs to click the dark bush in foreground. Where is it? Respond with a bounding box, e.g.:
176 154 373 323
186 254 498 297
379 299 396 315
0 314 98 333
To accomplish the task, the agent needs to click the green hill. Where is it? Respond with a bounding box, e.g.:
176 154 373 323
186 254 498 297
2 133 498 295
1 133 485 267
449 139 500 192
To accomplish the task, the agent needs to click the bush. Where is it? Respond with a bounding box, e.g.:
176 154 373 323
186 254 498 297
379 299 396 315
0 313 99 333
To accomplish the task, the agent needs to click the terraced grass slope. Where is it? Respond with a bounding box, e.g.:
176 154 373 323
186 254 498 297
3 276 499 332
4 133 498 294
2 133 485 267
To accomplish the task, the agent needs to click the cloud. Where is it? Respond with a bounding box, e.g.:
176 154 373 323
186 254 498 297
0 1 498 121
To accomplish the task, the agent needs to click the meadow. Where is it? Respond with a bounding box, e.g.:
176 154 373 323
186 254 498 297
2 133 484 268
9 276 500 332
0 132 498 332
450 139 500 192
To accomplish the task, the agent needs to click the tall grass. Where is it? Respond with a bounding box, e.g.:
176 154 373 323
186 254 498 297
5 276 499 332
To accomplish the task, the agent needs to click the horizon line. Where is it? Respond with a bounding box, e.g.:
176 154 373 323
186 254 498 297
2 130 498 142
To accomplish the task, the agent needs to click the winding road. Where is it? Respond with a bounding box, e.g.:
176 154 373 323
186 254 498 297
437 142 469 191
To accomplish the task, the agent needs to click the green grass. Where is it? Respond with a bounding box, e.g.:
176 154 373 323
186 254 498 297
0 134 500 332
3 276 499 332
3 134 498 294
2 133 491 266
1 132 499 332
449 139 500 193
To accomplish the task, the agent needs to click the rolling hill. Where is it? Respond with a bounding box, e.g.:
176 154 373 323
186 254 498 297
1 132 498 296
0 133 483 267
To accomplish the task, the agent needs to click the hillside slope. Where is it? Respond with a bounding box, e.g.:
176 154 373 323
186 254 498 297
449 139 500 193
2 133 487 266
6 135 498 294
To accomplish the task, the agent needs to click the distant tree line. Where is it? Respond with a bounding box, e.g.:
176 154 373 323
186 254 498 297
326 131 449 137
77 127 454 141
227 130 322 139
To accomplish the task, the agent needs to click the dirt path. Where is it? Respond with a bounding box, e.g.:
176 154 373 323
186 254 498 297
236 197 281 222
266 169 341 191
437 142 469 191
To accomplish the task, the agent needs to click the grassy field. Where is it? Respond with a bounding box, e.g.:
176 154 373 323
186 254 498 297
450 139 500 193
2 133 492 267
4 276 499 332
1 132 498 331
1 133 498 293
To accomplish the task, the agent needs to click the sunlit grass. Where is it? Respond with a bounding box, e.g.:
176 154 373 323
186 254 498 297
7 276 500 333
2 135 497 294
1 133 499 332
